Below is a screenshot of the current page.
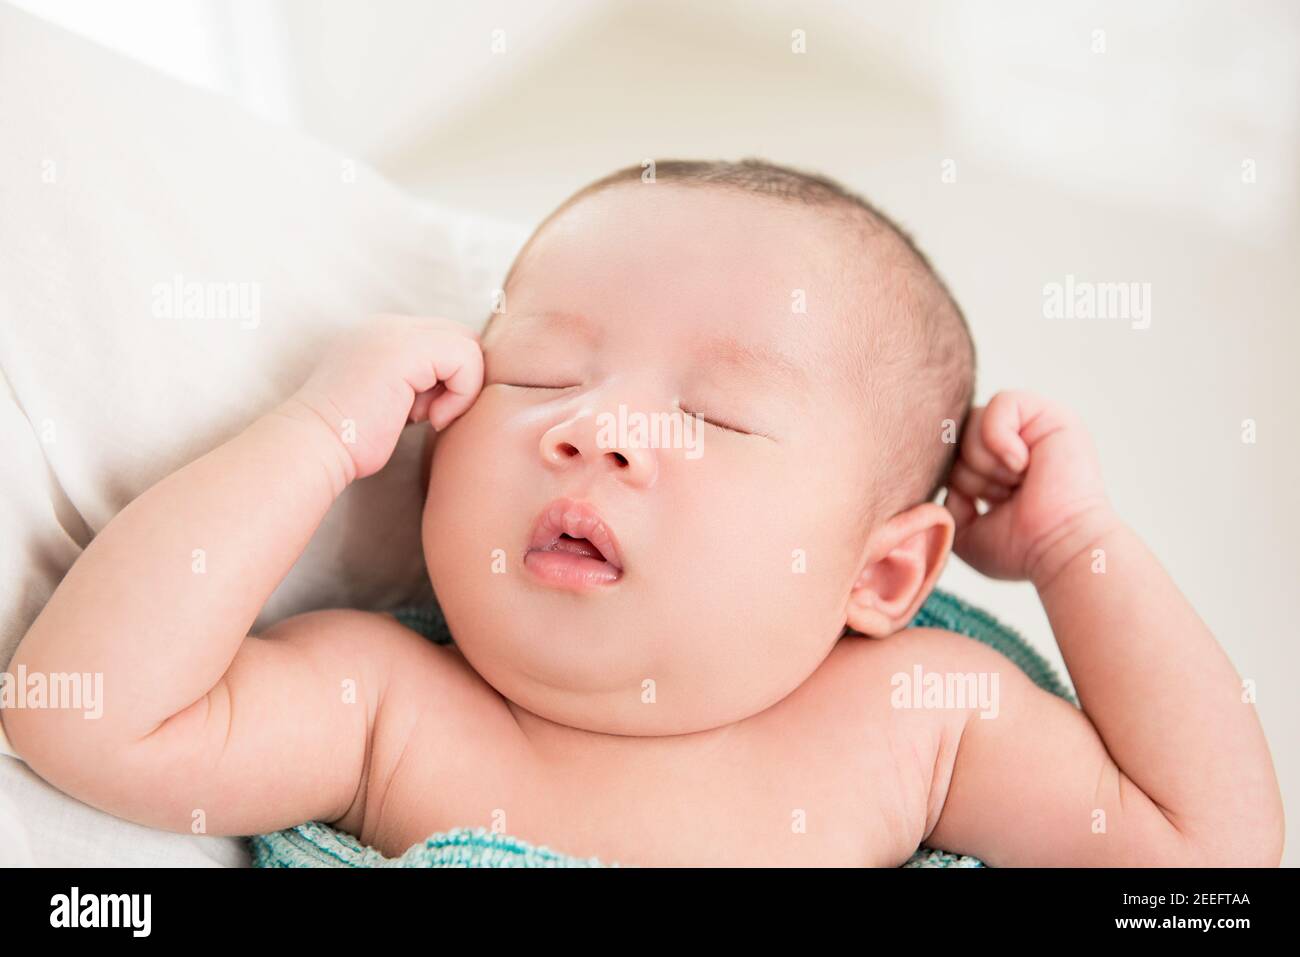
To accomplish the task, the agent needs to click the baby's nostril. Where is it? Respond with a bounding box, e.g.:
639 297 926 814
558 442 579 458
610 452 628 468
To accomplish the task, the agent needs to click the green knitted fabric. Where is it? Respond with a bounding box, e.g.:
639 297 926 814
249 587 1074 868
250 819 606 868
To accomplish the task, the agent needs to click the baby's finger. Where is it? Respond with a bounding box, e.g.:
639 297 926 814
959 406 1024 486
409 385 443 425
429 338 484 431
949 459 1013 504
943 486 978 534
980 391 1042 473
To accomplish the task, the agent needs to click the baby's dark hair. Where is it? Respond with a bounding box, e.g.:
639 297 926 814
494 157 977 523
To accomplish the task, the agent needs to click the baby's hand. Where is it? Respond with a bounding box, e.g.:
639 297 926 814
942 390 1112 585
279 314 483 483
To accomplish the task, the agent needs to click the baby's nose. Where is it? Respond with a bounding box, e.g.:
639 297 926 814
539 408 659 488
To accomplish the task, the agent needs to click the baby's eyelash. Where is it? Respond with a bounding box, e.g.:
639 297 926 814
497 387 770 439
679 408 750 436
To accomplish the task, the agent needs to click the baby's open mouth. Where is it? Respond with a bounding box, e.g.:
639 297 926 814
524 498 624 589
548 534 607 561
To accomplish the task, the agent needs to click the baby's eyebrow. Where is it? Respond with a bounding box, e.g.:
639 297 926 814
494 310 808 390
699 334 809 391
491 310 601 347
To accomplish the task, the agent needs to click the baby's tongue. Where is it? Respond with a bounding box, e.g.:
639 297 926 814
551 535 603 561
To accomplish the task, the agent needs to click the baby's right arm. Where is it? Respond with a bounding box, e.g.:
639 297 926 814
0 315 483 837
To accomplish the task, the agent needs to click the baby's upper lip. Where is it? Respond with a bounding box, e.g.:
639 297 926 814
527 498 625 571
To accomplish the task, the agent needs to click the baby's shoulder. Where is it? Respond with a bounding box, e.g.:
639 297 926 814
326 612 517 849
770 627 992 772
363 612 505 717
817 625 1006 701
799 626 1003 775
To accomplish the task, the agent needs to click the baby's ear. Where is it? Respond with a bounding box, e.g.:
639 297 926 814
844 503 954 638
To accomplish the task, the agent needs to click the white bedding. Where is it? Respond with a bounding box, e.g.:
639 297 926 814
0 2 527 865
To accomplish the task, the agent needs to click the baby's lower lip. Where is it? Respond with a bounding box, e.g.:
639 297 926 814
523 549 622 590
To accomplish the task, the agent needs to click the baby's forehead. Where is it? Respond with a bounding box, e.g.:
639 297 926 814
501 189 877 343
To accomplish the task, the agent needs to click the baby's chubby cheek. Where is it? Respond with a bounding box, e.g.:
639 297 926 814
671 472 854 640
764 507 861 633
752 468 872 625
420 392 525 578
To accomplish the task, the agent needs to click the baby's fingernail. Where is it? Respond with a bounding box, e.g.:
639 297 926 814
1006 448 1026 470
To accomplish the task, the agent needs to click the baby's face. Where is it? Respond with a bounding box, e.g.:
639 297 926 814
423 184 885 735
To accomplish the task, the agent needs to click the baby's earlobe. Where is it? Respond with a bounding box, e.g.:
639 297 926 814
844 590 896 639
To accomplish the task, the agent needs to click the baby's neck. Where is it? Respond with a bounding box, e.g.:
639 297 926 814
504 696 742 763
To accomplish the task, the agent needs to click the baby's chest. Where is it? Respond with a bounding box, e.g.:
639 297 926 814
379 735 922 867
526 734 925 867
370 664 937 867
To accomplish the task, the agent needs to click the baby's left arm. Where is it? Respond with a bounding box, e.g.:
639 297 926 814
924 390 1283 866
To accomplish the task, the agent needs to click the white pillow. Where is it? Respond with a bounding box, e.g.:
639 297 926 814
0 3 527 865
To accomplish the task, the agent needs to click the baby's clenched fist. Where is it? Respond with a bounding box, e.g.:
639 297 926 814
277 314 483 484
942 390 1115 588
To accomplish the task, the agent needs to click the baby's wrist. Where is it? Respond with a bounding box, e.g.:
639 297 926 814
263 397 359 495
1028 500 1124 594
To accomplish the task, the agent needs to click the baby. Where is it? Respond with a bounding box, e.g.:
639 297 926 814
2 159 1283 867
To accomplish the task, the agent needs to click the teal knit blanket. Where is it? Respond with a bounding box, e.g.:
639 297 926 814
249 588 1075 868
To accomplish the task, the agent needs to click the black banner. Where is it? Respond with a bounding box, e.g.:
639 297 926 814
0 866 1290 942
